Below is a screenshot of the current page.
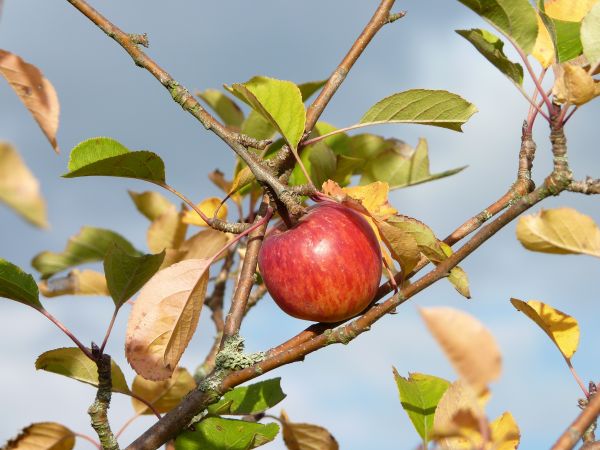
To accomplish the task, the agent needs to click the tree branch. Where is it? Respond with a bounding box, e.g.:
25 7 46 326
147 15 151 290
89 345 119 450
568 177 600 195
552 392 600 450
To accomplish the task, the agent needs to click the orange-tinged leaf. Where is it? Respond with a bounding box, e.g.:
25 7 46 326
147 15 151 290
420 307 501 394
125 259 210 380
490 411 520 450
342 181 397 218
374 218 421 275
532 14 555 68
545 0 599 21
510 298 579 360
182 197 228 227
4 422 75 450
552 63 600 105
131 367 196 414
0 50 60 153
147 204 188 253
280 410 339 450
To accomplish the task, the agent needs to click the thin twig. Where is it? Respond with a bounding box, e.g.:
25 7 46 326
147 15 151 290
513 42 554 113
551 392 600 450
568 177 600 194
128 391 161 419
115 412 143 439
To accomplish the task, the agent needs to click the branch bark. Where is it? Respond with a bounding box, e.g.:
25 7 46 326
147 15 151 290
552 393 600 450
89 346 119 450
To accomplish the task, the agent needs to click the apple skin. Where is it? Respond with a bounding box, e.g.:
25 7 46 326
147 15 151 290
258 202 382 322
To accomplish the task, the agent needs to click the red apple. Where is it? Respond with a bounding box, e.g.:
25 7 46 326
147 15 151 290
258 202 382 322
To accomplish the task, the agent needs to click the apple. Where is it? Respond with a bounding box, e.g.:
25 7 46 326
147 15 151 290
258 202 382 322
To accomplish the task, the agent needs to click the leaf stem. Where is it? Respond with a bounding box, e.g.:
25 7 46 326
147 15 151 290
128 391 161 419
115 412 144 439
74 432 102 449
513 43 554 113
566 358 590 398
40 308 93 360
99 307 119 354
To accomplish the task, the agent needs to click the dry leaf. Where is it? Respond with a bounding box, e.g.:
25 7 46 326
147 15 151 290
489 411 521 450
532 14 555 68
552 63 600 105
179 228 231 260
545 0 599 21
420 307 501 394
0 141 47 227
280 410 339 450
0 50 60 152
516 207 600 257
510 298 579 360
125 259 210 380
374 218 421 275
4 422 75 450
131 367 196 414
182 197 228 227
147 204 188 253
39 269 108 297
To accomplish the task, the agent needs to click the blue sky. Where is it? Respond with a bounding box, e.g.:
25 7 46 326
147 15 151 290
0 1 599 449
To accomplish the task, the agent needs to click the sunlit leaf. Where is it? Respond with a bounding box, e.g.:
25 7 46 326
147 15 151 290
32 226 140 279
539 12 584 62
280 410 339 450
147 204 188 253
208 378 286 415
125 259 210 380
385 215 446 263
490 411 521 450
581 2 600 66
456 29 524 85
553 63 600 105
297 79 327 102
0 50 60 153
510 298 579 360
182 197 228 227
104 244 165 308
4 422 74 450
35 347 130 394
440 242 472 299
197 88 244 128
179 228 232 261
420 307 501 394
289 142 336 187
228 76 306 149
516 207 600 257
128 190 174 222
393 369 451 445
131 367 195 414
375 219 421 275
0 258 42 309
241 110 277 141
0 142 47 227
360 138 466 189
63 137 165 182
545 0 599 21
360 89 477 132
176 417 279 450
39 269 108 298
456 0 538 53
338 181 398 217
532 13 556 67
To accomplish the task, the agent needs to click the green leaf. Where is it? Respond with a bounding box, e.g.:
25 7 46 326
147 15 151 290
32 226 140 279
0 141 48 228
227 77 306 149
208 378 286 415
297 79 327 102
289 142 337 187
393 368 451 445
539 13 583 62
457 0 538 53
104 244 165 308
313 122 350 152
360 89 477 132
0 258 42 309
176 418 279 450
128 190 174 222
456 28 524 85
240 110 277 141
360 138 466 189
582 2 600 66
197 89 245 128
63 137 165 182
35 347 130 394
385 215 446 263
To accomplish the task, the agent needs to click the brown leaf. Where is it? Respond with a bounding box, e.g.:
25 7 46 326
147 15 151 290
147 204 188 253
374 218 421 275
131 367 196 414
420 307 501 394
0 50 60 153
5 422 75 450
125 259 210 380
280 410 339 450
0 141 47 227
179 228 232 260
38 269 108 297
552 63 600 106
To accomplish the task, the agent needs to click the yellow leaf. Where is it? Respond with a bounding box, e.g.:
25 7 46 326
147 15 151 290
182 197 228 227
490 412 520 450
510 298 579 360
552 63 600 105
420 307 502 394
131 367 196 414
532 14 555 68
440 242 471 299
374 218 421 275
209 169 242 204
128 190 173 222
4 422 75 450
545 0 599 21
516 207 600 257
39 269 108 297
125 259 210 380
342 181 397 217
280 410 339 450
229 166 256 198
147 204 188 253
179 229 232 260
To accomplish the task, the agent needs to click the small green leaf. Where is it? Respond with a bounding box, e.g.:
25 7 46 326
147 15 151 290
35 347 130 394
360 139 466 189
0 258 42 309
456 29 524 85
360 89 477 132
241 110 277 141
227 77 306 149
104 244 165 308
128 190 174 222
208 378 286 415
539 13 583 62
197 89 245 128
393 368 450 445
32 226 140 279
176 418 279 450
582 2 600 66
289 142 336 187
457 0 538 53
63 137 165 182
297 79 327 102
